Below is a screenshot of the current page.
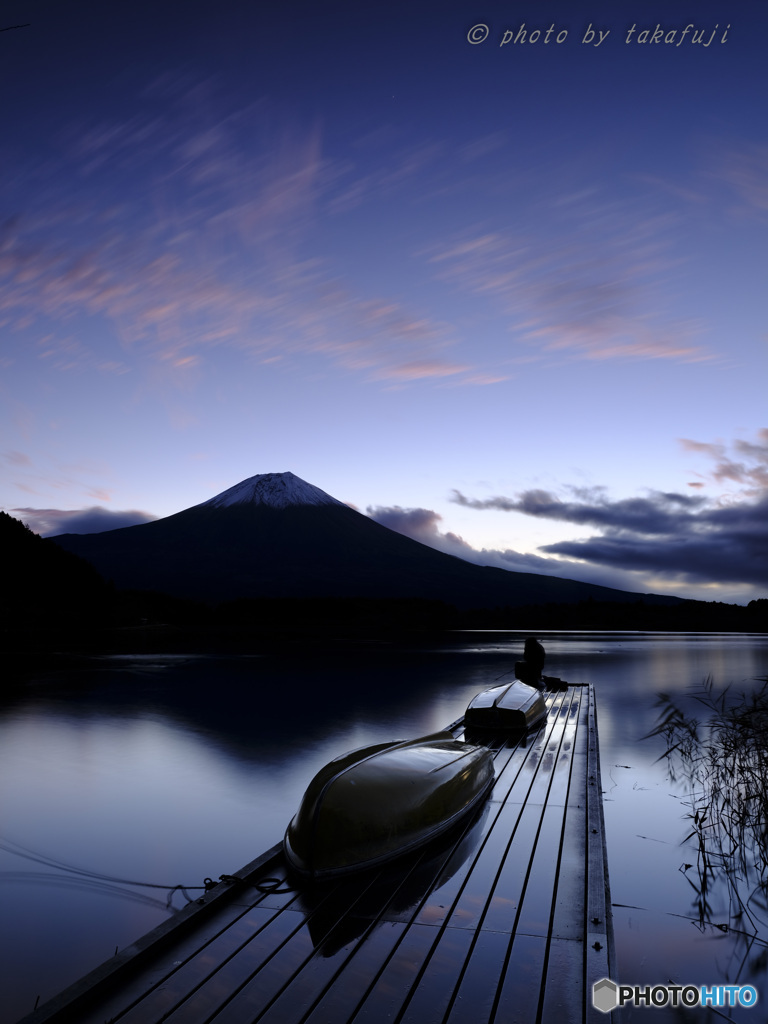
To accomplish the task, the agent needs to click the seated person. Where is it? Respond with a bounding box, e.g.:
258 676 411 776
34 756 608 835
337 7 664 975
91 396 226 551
516 638 568 691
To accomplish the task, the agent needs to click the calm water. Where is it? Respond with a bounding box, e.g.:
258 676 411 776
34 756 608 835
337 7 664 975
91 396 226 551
2 632 768 1023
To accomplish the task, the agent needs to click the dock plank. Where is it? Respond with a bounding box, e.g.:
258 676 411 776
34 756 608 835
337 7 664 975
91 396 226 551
395 926 475 1024
114 905 294 1024
305 921 443 1024
19 684 614 1024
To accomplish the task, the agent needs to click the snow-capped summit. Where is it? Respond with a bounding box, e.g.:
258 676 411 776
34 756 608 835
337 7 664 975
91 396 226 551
199 472 346 510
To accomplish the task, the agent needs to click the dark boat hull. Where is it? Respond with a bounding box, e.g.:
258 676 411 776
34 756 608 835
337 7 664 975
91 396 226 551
284 731 495 880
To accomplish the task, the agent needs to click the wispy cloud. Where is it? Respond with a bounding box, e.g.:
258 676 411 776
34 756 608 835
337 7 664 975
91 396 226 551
0 449 124 512
715 143 768 214
375 360 469 381
327 139 445 214
424 182 712 365
3 74 730 394
681 430 768 494
3 450 31 467
0 83 489 390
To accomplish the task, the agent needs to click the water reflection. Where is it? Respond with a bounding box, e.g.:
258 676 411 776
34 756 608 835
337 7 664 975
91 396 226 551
2 632 768 1023
298 805 487 957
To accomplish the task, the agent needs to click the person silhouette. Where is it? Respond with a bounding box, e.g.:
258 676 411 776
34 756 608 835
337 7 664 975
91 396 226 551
515 637 568 691
515 637 546 689
524 637 546 676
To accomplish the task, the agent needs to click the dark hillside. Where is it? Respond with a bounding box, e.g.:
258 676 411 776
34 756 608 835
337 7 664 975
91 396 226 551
1 511 112 634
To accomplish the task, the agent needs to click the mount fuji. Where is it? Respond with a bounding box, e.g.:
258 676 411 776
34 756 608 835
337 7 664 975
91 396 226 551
49 471 676 609
200 472 347 511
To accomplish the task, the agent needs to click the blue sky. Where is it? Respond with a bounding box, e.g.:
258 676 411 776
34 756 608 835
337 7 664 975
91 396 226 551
1 0 766 603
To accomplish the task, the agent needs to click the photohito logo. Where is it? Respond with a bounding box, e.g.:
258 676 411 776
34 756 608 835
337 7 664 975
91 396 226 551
592 978 758 1012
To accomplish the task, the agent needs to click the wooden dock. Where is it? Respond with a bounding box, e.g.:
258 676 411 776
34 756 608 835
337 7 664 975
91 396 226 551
19 684 614 1024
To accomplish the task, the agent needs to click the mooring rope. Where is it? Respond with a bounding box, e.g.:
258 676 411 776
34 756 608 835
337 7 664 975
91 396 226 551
0 838 234 906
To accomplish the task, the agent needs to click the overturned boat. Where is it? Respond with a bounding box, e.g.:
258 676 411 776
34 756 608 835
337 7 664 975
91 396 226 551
465 679 548 732
284 731 495 880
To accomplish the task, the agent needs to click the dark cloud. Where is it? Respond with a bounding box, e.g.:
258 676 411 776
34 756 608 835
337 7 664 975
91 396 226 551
12 506 157 537
448 432 768 597
543 506 767 586
366 505 472 558
366 505 642 592
451 488 707 535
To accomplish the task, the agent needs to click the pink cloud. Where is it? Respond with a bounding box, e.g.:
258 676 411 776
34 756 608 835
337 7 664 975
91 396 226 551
377 360 469 381
680 432 768 496
0 100 490 390
3 450 31 466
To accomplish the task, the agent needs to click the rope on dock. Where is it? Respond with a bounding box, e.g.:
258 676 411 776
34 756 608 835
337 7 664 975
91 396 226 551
0 837 232 906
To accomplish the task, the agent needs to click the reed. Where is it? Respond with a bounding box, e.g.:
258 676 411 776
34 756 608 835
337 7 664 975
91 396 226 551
649 676 768 952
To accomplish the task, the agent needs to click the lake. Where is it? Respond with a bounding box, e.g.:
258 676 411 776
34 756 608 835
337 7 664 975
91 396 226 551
2 631 768 1023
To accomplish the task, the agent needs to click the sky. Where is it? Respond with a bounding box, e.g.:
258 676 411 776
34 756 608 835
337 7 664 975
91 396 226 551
1 0 766 605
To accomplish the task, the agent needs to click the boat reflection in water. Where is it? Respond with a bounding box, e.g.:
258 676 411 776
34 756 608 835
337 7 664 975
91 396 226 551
283 731 495 882
298 799 492 956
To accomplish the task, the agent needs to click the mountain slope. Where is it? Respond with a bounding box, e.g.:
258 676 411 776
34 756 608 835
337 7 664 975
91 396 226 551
49 472 679 609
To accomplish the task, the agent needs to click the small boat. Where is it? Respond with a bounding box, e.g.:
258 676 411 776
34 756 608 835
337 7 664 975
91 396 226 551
465 679 548 732
284 731 495 880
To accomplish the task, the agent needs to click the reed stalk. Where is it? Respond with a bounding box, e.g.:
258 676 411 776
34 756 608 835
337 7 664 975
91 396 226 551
648 676 768 960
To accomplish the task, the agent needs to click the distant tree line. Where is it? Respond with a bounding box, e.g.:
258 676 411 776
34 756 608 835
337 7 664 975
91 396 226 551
1 511 765 654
